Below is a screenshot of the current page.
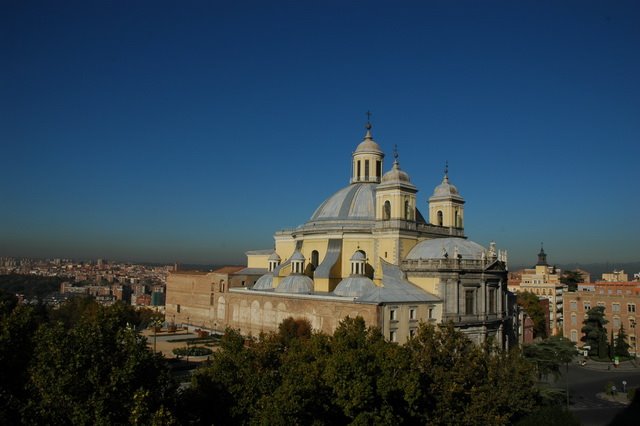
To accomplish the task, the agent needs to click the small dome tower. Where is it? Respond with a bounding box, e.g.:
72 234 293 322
351 113 384 184
428 162 465 229
376 145 418 222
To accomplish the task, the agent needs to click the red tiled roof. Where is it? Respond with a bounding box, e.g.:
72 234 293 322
212 265 246 274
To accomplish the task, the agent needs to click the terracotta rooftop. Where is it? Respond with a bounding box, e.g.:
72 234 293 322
212 265 246 274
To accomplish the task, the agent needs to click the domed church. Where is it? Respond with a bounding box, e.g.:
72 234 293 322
166 120 515 346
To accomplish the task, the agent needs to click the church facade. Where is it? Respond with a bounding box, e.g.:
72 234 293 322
166 121 515 345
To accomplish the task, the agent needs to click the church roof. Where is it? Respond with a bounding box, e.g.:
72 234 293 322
310 183 377 221
354 125 383 155
350 251 366 261
357 261 440 303
429 165 464 202
252 273 274 290
275 274 314 294
334 276 376 297
380 160 412 185
212 265 246 274
405 237 486 261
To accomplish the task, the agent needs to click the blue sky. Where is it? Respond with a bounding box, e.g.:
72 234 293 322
1 1 639 267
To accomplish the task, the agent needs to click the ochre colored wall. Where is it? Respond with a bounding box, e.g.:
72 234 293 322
221 291 379 336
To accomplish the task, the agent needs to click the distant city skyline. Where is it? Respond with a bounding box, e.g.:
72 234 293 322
2 1 639 267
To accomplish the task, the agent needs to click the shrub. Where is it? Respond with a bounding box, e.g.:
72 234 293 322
172 346 212 357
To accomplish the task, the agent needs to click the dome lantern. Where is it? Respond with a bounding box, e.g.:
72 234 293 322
351 114 384 184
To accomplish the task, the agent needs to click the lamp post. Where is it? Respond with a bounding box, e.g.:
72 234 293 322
631 319 637 358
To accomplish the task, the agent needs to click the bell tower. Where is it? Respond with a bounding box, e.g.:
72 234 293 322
428 162 465 229
351 113 384 184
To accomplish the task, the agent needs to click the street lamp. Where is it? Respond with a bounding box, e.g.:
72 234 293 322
631 319 637 358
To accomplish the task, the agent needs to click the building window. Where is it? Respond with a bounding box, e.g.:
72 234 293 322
405 200 411 220
570 301 577 311
383 201 391 220
571 313 577 326
311 250 319 268
570 330 578 342
365 160 370 180
584 302 591 311
613 303 620 313
409 308 417 320
437 210 443 226
241 280 245 287
465 290 474 315
629 304 636 313
409 328 416 338
613 317 621 329
176 304 181 313
389 330 397 342
357 160 361 179
390 309 397 321
428 307 434 319
597 302 605 307
376 160 381 179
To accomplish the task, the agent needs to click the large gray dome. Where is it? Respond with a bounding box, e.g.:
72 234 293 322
275 274 314 294
252 273 274 290
406 237 486 260
310 183 376 221
333 276 376 297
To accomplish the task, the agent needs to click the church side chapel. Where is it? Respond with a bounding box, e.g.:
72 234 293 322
166 118 514 345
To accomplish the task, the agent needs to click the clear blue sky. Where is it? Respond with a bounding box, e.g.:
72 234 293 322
1 1 639 267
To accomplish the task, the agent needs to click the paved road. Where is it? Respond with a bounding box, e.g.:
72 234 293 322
549 363 640 425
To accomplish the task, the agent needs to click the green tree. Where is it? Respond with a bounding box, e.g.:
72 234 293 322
25 303 177 425
614 325 631 358
406 323 540 425
560 270 584 292
581 306 609 359
517 291 548 338
0 302 47 424
523 336 575 379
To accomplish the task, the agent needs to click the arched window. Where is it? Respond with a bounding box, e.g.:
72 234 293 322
311 250 319 268
383 201 391 220
365 160 370 180
405 200 411 220
219 280 225 292
437 210 443 226
454 210 460 227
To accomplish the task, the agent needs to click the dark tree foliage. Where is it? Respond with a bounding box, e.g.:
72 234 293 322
614 325 631 358
522 336 575 379
581 306 609 359
517 291 548 338
25 304 177 425
188 317 542 426
0 274 64 299
0 300 48 424
0 297 177 425
560 270 584 292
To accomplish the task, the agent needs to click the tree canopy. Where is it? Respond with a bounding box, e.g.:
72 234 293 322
581 306 609 359
560 270 584 292
186 317 544 425
517 291 548 338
